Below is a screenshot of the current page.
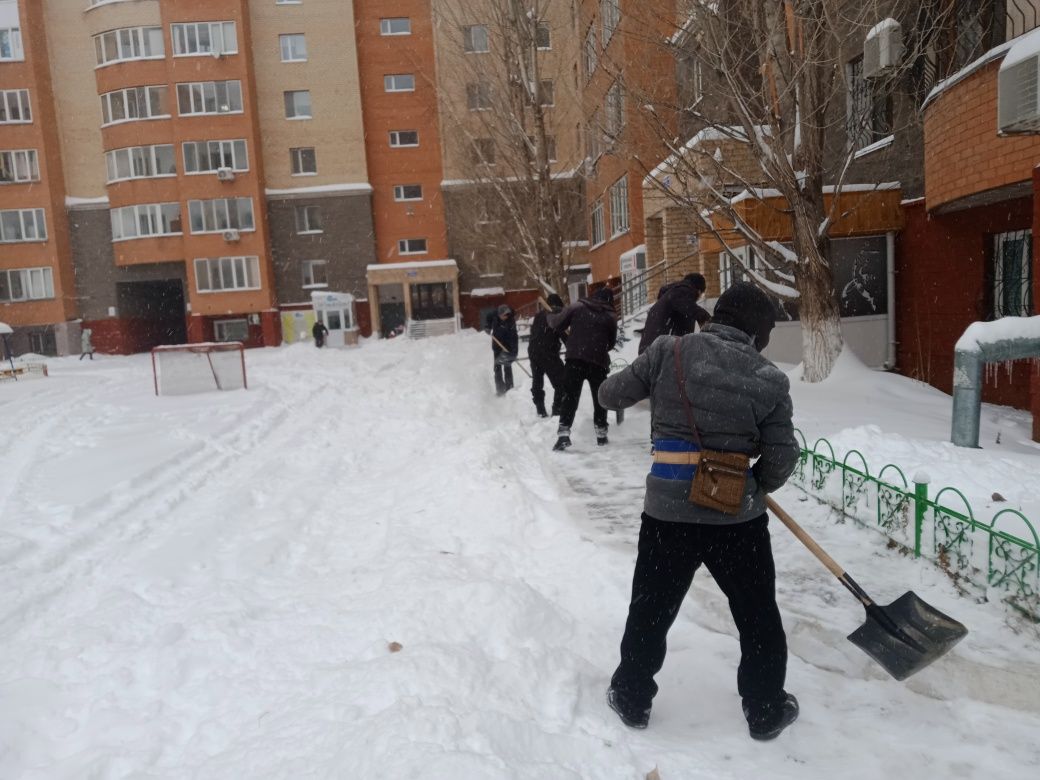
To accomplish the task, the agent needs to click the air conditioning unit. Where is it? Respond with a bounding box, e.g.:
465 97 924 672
222 229 241 242
863 18 903 79
999 51 1040 134
216 167 235 182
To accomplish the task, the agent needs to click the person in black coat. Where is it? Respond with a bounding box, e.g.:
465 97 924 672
487 304 519 395
547 287 618 450
637 273 711 354
528 293 566 417
312 319 329 348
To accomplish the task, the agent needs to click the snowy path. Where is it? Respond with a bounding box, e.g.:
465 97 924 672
1 334 1039 779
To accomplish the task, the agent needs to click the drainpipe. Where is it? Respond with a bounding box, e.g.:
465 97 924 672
885 230 897 370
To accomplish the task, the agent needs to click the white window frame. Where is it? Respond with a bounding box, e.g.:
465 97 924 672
0 27 23 62
380 18 411 36
606 80 624 136
590 200 605 247
463 24 490 53
0 149 40 184
195 257 261 293
105 144 176 183
279 33 308 62
0 89 31 124
172 21 238 57
398 238 428 255
182 139 249 175
187 197 256 234
0 208 47 243
100 85 169 126
109 203 181 242
466 81 492 111
295 204 322 234
393 184 423 202
384 74 415 92
389 130 419 148
283 89 312 119
536 22 551 50
290 147 317 176
93 27 164 67
528 135 557 163
609 177 629 237
176 80 243 116
0 267 54 303
301 259 328 289
214 318 250 341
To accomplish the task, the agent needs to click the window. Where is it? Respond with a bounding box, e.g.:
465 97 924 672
182 139 248 174
295 205 322 233
284 90 312 119
290 147 317 175
384 74 415 92
389 130 419 147
393 184 423 201
93 27 164 66
463 25 490 53
686 57 704 103
583 26 597 79
609 177 629 236
538 80 555 107
0 27 23 61
846 56 891 150
195 257 260 295
176 80 243 115
301 259 328 288
992 230 1034 318
172 21 238 57
527 135 557 162
279 33 307 62
0 150 40 184
590 200 605 246
0 208 46 242
101 85 169 125
188 197 255 234
606 80 624 135
411 282 454 320
109 203 181 241
380 18 411 36
600 0 620 45
467 81 492 111
398 238 427 255
472 138 496 165
0 268 54 303
536 22 551 50
105 145 176 182
0 90 31 123
214 318 250 341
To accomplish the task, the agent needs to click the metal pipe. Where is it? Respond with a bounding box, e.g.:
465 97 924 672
885 230 897 370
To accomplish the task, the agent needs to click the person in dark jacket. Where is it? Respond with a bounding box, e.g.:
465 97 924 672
487 304 519 396
547 287 618 450
528 293 566 417
312 319 329 348
637 273 711 354
597 281 800 741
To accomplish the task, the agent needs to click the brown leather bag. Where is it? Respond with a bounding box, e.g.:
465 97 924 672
673 338 750 514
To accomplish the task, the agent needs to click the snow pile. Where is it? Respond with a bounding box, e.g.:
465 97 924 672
955 315 1040 352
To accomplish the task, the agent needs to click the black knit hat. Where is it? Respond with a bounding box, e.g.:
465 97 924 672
711 282 775 351
684 273 707 292
547 293 564 309
592 287 614 304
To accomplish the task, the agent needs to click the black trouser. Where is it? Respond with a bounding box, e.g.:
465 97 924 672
493 352 514 393
557 359 608 430
611 513 787 714
531 353 565 413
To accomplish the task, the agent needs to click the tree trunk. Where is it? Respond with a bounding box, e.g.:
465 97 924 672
791 200 843 382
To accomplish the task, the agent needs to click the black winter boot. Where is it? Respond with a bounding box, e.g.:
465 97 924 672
596 425 609 446
535 403 549 418
552 426 571 451
607 687 650 729
743 693 799 741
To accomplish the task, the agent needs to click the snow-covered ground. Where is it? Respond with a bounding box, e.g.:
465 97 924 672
1 333 1039 779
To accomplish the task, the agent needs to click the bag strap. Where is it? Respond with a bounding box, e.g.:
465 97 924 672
673 337 704 450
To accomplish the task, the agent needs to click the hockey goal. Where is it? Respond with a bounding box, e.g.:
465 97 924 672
151 342 247 396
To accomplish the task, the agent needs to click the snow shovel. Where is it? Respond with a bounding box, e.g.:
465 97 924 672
766 497 968 681
490 334 531 378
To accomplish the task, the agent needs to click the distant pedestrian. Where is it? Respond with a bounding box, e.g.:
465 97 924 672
528 293 566 417
487 304 518 396
79 327 95 360
312 319 329 348
548 287 618 450
638 273 711 354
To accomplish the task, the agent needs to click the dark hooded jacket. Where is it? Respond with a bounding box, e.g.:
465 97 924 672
638 279 711 354
488 310 518 355
528 295 566 364
548 294 618 369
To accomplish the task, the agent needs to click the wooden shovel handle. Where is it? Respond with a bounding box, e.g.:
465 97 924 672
766 496 847 581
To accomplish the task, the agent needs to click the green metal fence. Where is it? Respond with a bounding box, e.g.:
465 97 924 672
791 429 1040 621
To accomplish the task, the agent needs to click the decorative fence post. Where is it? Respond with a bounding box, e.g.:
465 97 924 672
913 471 931 559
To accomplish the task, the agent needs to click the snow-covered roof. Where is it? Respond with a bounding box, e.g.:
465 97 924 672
65 195 109 208
469 287 505 297
619 244 646 262
441 166 582 188
729 182 900 204
643 126 752 185
366 259 458 272
266 183 373 196
866 18 900 41
955 315 1040 352
924 40 1016 110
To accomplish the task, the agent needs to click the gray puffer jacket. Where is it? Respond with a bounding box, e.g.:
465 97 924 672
598 324 799 524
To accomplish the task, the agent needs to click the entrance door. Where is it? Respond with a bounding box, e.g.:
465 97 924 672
377 283 406 337
116 280 187 351
321 308 346 347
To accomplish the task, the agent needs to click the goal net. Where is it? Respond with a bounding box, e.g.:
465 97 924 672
152 342 247 396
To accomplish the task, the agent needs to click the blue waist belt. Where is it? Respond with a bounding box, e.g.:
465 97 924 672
649 439 754 481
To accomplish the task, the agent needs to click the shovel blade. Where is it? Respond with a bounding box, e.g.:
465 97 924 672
847 591 968 681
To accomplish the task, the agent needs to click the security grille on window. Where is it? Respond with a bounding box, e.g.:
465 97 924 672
609 177 629 236
590 200 605 246
389 130 419 147
214 319 250 341
105 145 175 182
398 238 427 255
380 18 411 36
0 150 40 184
384 74 415 92
110 203 181 241
992 230 1034 318
600 0 620 45
538 80 555 107
463 25 490 53
583 27 597 79
536 22 551 50
101 86 169 125
0 208 46 242
0 27 23 61
280 33 307 62
188 198 255 234
172 21 237 57
466 82 492 111
284 90 312 119
195 256 261 292
606 81 624 135
295 205 322 233
301 259 328 288
846 56 892 150
0 89 30 123
176 81 243 116
472 138 496 165
0 267 54 303
393 184 423 201
183 139 248 174
94 27 164 66
291 147 317 175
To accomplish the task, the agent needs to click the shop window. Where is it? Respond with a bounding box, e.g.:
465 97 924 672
410 282 454 320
